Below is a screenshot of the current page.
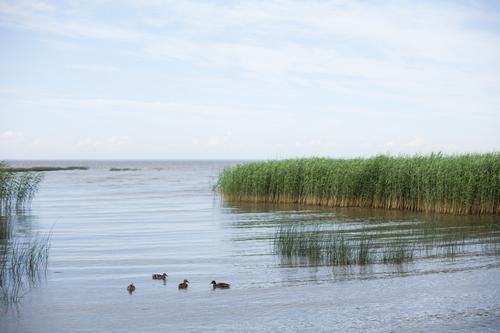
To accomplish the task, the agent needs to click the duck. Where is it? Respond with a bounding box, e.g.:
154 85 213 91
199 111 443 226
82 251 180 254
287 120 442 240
178 279 189 289
211 280 230 289
127 283 136 293
152 273 168 280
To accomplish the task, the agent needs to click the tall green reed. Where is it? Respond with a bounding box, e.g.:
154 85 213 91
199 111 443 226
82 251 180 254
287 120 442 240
0 162 43 214
273 219 500 267
218 153 500 215
0 161 47 307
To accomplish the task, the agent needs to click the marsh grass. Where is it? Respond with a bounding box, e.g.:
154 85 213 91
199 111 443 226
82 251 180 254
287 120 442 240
0 162 43 214
273 221 500 267
275 225 378 266
0 161 49 308
382 241 414 264
218 153 500 215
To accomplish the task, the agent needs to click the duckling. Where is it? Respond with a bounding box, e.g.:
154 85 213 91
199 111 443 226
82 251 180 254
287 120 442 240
152 273 168 280
178 279 189 289
127 283 136 293
211 280 230 289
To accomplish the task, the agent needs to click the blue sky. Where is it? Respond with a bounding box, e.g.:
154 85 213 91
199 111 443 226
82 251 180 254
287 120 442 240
1 0 499 159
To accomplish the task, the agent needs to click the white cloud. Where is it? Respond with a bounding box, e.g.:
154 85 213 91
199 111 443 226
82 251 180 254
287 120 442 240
294 139 337 149
0 130 22 141
0 86 23 95
76 136 130 149
192 132 233 148
28 138 51 147
64 64 119 72
6 95 269 120
140 17 167 29
0 1 144 42
385 136 424 149
405 136 424 148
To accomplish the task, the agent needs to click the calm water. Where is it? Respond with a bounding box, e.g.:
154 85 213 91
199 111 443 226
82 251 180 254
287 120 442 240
1 160 500 332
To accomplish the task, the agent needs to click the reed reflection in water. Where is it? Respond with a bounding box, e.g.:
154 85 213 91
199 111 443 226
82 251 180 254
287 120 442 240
227 203 500 273
0 216 51 307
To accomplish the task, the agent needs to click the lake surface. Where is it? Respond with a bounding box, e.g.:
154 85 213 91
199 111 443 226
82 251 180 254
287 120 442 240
1 160 500 332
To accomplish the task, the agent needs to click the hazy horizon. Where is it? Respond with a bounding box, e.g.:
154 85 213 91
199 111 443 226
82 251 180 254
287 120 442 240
1 1 500 159
4 151 499 162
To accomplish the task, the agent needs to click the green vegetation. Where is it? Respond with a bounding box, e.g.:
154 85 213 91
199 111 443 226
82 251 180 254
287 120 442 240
273 221 499 267
217 153 500 215
275 224 395 266
109 168 140 171
3 166 88 172
0 162 43 214
0 230 51 306
1 162 49 307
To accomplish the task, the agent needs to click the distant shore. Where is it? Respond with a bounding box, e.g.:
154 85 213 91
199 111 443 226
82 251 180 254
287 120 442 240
1 166 89 172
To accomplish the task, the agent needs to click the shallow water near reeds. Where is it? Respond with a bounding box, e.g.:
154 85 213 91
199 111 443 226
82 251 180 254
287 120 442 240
1 160 499 332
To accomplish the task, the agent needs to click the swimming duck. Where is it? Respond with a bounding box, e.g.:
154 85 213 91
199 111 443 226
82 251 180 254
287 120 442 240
152 273 168 280
211 280 230 289
178 279 189 289
127 283 136 293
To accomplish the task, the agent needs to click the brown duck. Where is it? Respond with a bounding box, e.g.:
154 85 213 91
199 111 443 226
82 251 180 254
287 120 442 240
152 273 168 280
211 280 230 289
127 283 136 293
178 279 189 289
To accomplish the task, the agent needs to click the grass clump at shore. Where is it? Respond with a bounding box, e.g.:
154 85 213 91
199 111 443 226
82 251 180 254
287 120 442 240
273 222 499 267
217 153 500 215
0 162 43 214
274 225 378 266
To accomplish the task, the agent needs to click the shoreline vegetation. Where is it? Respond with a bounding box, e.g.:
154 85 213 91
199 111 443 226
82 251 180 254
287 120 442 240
0 162 43 214
2 166 88 172
109 168 140 171
217 153 500 215
1 162 50 307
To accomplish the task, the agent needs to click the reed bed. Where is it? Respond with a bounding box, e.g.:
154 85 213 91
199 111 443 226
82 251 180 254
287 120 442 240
273 223 498 267
0 162 48 307
217 153 500 215
0 162 43 214
274 225 409 266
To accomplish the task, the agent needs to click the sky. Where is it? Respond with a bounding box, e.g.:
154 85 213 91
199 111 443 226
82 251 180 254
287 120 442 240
1 0 499 160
